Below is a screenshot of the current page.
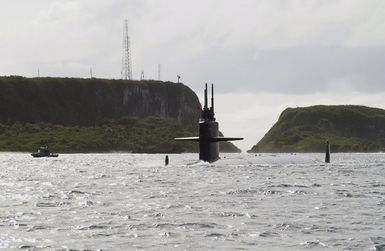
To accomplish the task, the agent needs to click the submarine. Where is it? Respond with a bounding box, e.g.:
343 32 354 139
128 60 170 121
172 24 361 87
175 84 243 162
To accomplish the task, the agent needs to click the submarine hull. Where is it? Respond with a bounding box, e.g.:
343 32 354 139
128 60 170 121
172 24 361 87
199 121 219 162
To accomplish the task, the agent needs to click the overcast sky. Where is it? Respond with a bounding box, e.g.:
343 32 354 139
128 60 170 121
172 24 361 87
1 0 385 151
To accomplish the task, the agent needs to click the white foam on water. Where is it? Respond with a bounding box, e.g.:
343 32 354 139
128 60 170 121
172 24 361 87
0 152 384 250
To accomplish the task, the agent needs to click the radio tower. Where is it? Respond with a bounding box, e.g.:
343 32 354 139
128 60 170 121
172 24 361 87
121 19 132 80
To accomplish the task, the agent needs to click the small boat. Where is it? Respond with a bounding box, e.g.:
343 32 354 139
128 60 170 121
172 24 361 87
31 146 59 158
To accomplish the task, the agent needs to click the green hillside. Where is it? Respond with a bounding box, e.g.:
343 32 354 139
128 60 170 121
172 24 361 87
249 105 385 153
0 76 241 153
0 117 198 153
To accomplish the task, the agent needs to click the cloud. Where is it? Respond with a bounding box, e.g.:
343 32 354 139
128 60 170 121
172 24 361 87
183 46 385 94
0 0 384 93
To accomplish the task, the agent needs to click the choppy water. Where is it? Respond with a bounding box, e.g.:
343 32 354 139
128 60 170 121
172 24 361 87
0 153 385 250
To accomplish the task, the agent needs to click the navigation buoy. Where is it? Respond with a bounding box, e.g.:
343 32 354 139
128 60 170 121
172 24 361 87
165 155 169 166
325 141 330 163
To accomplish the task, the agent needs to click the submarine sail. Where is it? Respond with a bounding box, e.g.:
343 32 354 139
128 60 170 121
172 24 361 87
175 84 243 162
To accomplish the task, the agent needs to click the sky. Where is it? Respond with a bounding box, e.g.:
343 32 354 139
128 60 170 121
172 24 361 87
1 0 385 151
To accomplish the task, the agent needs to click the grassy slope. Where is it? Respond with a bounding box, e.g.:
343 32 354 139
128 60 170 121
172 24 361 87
0 76 241 153
249 105 385 153
0 118 240 153
0 117 197 153
0 117 240 153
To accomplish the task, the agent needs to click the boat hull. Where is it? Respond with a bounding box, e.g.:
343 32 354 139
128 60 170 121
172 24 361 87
31 153 59 158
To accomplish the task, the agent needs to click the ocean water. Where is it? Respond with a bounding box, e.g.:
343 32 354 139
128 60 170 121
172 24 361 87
0 152 384 250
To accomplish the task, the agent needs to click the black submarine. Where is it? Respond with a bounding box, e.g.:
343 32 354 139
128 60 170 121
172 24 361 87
175 84 243 162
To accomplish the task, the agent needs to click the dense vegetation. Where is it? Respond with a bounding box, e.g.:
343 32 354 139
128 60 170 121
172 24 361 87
0 76 240 153
249 105 385 153
0 117 191 153
0 118 240 153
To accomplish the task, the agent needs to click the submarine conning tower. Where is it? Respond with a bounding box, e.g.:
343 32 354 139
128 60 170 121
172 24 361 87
201 83 215 121
175 84 243 163
199 83 219 162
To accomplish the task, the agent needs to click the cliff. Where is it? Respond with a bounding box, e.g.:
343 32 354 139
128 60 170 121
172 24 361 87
0 76 200 126
0 76 240 153
249 105 385 153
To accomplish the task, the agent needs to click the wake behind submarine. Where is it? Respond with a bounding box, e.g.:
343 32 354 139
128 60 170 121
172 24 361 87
175 84 243 162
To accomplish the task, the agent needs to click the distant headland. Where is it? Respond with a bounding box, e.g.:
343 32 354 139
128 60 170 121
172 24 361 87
0 76 240 153
249 105 385 153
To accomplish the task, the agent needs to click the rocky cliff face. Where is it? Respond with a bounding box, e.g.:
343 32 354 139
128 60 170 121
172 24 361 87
0 76 241 153
0 76 201 126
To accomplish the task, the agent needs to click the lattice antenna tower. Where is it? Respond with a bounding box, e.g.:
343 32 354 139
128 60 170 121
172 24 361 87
121 19 132 80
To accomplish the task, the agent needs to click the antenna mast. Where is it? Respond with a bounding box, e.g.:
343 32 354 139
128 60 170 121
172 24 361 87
211 83 214 114
158 64 161 81
140 70 144 80
121 19 132 80
204 83 208 109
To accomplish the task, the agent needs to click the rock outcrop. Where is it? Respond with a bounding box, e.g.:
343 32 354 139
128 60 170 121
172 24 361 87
0 76 200 126
249 105 385 153
0 76 241 153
